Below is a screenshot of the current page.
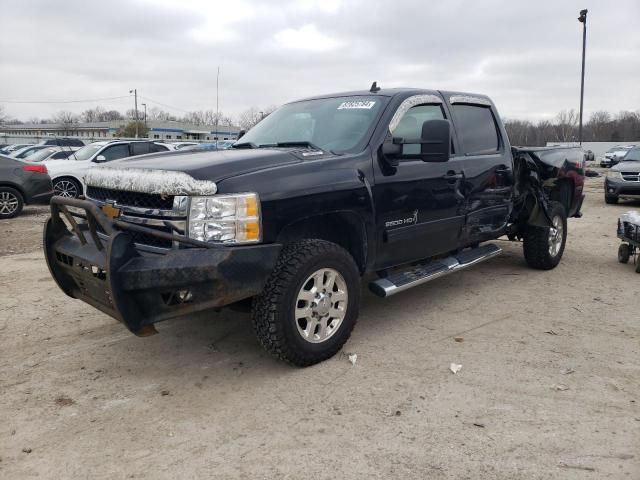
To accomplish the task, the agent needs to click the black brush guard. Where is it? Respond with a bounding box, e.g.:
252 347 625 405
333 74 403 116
44 197 281 335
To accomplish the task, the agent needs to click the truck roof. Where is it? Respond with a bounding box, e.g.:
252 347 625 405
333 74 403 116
293 87 492 104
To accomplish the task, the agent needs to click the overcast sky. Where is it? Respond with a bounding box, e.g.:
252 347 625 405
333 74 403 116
1 0 638 123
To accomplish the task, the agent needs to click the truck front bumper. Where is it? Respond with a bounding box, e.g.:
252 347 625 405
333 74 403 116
44 197 281 335
605 178 640 199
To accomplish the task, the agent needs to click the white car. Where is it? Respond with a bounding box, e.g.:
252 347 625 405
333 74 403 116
25 146 80 163
601 146 635 168
170 141 200 150
45 140 173 198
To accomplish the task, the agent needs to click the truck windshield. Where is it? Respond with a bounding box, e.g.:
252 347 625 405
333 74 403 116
623 148 640 161
234 96 385 153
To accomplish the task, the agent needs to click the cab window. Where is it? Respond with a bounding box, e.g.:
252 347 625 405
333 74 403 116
393 104 446 155
451 104 500 155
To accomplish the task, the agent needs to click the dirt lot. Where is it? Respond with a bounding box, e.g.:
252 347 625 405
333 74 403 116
1 174 639 479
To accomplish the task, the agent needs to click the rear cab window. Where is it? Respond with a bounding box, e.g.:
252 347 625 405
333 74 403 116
451 103 500 155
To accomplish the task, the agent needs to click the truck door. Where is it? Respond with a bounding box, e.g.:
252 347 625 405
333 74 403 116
443 94 514 246
373 96 465 269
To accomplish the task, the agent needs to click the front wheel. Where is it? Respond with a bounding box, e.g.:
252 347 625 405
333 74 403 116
618 244 631 264
252 239 360 367
523 201 567 270
605 195 619 205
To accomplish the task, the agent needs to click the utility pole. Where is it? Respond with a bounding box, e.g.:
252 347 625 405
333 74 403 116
215 66 220 141
578 9 588 145
141 103 147 129
129 89 139 138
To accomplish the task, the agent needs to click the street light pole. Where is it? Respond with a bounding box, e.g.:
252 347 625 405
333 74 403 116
578 9 588 145
215 66 220 141
141 103 147 129
129 89 139 138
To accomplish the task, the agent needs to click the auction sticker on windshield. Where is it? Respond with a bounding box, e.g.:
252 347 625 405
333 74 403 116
337 101 376 110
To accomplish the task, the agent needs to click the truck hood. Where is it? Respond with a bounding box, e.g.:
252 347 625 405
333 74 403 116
612 161 640 172
106 148 304 182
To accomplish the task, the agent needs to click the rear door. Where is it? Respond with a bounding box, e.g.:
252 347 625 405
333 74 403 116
442 94 513 246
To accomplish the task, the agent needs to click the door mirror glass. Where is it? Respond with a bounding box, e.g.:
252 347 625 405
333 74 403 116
420 119 450 162
93 154 107 163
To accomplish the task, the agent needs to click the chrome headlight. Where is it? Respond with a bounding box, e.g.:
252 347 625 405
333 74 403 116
606 171 622 180
188 193 261 244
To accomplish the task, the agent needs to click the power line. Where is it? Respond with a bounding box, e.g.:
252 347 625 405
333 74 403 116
0 95 132 104
140 96 190 113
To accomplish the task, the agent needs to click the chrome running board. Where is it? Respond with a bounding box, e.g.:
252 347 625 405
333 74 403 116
369 243 502 298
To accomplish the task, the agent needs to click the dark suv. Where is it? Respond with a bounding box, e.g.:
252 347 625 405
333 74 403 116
40 137 86 147
605 147 640 204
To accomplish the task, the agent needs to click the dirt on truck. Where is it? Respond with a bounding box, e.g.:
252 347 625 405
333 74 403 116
43 85 585 366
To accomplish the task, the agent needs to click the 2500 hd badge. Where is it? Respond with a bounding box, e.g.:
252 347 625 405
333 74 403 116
385 210 418 228
44 84 585 366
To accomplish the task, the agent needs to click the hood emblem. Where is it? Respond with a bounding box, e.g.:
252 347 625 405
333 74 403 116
101 202 122 220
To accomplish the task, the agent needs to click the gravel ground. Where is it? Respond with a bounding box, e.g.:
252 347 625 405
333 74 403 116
0 174 639 479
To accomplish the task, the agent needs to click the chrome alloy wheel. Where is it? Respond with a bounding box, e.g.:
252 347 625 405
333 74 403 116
53 179 78 198
0 191 19 215
295 268 348 344
548 215 564 257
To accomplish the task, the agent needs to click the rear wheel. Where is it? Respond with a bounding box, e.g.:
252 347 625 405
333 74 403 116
618 244 631 264
523 201 567 270
53 177 82 199
252 239 360 367
605 195 619 205
0 187 23 219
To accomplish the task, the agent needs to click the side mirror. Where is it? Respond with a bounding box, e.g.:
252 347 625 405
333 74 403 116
93 155 107 163
237 129 246 140
420 119 450 162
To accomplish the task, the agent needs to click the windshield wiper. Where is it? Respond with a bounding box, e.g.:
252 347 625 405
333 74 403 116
232 142 258 149
256 141 323 151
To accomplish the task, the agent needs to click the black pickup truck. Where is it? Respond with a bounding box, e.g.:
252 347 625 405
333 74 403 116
44 86 585 366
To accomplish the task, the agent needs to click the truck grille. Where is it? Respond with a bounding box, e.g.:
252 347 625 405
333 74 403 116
86 186 175 210
621 172 640 182
86 187 186 251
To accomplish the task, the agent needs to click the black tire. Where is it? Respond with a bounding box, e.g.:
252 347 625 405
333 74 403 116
605 195 619 205
53 177 82 199
636 260 640 274
523 201 567 270
252 239 360 367
618 244 631 264
0 186 24 219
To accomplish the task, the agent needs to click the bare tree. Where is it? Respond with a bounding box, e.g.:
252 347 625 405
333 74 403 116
52 110 79 135
148 106 176 122
0 105 7 124
236 106 278 131
554 109 578 142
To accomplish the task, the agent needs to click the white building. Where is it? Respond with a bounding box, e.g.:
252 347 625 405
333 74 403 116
0 120 241 145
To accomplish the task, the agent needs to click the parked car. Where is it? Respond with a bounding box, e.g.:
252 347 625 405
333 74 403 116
39 137 85 147
0 144 32 155
44 140 173 198
10 145 52 159
601 146 634 168
170 142 200 150
604 147 640 204
45 86 584 366
27 147 80 163
583 149 594 162
216 140 236 150
0 154 53 218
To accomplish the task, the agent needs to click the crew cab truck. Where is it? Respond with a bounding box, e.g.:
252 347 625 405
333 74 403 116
44 87 584 366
